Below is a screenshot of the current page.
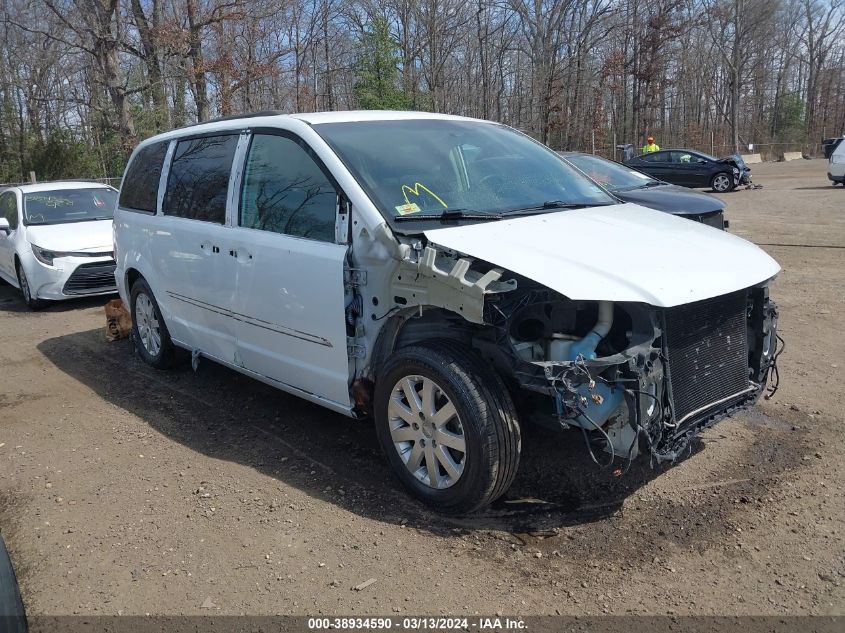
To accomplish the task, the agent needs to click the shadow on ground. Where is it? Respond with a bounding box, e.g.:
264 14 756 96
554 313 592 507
39 328 707 535
0 282 114 314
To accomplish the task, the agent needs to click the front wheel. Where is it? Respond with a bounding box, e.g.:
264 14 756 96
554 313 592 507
130 278 175 369
711 171 735 193
374 341 521 514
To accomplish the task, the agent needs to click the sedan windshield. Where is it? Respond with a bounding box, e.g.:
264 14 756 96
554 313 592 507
564 154 659 192
315 120 615 222
24 188 117 225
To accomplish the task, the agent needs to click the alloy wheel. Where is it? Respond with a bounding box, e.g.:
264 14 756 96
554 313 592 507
134 292 162 357
387 375 466 489
713 174 731 192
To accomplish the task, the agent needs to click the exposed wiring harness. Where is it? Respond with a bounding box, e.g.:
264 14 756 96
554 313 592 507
764 333 785 400
548 358 617 469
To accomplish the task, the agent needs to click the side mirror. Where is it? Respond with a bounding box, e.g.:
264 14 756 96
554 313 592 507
697 158 707 164
0 217 9 235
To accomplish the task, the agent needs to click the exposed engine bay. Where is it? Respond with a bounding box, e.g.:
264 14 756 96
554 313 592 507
356 238 781 471
480 279 780 465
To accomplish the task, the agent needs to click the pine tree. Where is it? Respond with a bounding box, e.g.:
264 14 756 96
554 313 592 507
353 18 410 110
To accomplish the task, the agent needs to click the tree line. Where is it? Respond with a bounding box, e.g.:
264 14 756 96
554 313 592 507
1 0 844 183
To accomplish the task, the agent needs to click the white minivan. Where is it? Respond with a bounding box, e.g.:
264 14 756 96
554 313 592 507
114 111 781 513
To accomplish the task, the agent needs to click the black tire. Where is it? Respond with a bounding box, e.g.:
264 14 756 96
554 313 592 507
15 262 46 310
374 341 521 514
0 535 27 632
710 171 735 193
130 277 175 369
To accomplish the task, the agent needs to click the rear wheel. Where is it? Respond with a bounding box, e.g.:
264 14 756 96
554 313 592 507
130 278 175 369
16 261 46 310
711 171 734 193
374 341 521 514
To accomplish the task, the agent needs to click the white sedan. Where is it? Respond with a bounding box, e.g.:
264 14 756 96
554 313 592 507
0 182 118 309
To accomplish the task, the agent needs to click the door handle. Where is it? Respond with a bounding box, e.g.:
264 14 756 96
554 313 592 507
228 249 253 260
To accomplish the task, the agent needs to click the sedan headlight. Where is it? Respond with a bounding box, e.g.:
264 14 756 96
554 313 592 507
30 244 113 266
31 244 62 266
832 153 845 164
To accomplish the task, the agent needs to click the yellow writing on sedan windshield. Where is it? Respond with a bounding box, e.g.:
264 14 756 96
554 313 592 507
401 183 448 209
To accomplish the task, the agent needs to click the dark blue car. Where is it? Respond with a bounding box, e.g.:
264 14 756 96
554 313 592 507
560 152 727 230
623 149 751 193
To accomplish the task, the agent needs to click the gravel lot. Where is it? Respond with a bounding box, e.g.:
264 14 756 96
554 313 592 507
1 159 843 617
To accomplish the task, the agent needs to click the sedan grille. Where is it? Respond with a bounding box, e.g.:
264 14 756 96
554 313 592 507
664 290 751 425
63 260 117 295
695 211 725 230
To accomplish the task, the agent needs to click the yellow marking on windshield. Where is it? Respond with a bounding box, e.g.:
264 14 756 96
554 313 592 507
401 183 448 209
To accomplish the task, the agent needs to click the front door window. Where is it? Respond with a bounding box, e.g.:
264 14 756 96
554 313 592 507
240 134 337 242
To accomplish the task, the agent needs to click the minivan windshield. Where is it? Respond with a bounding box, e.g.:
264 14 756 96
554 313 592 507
564 153 660 192
315 120 615 223
24 188 117 225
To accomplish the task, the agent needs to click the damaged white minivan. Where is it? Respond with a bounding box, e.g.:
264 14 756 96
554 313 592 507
114 111 781 513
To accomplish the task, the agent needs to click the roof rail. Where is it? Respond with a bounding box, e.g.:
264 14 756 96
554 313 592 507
1 178 119 188
186 110 287 127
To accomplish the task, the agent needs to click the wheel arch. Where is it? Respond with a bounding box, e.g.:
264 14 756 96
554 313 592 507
364 306 518 407
11 253 22 288
369 307 485 380
125 266 143 293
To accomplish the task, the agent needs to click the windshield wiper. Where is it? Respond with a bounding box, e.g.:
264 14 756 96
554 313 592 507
394 208 502 222
502 200 612 215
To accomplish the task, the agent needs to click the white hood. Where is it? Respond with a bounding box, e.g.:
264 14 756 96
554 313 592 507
423 203 780 307
26 219 113 253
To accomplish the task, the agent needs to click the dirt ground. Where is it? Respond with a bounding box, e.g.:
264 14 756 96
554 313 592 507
1 159 843 618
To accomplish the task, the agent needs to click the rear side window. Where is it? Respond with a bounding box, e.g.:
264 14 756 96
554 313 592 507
164 135 238 224
666 151 694 164
0 192 18 230
640 152 664 162
239 134 337 242
119 141 168 213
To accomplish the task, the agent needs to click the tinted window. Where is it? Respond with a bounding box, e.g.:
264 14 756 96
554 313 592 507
119 141 168 213
640 152 665 162
23 188 117 225
164 135 238 223
666 151 696 164
315 120 613 223
240 134 337 242
564 154 655 192
0 192 18 230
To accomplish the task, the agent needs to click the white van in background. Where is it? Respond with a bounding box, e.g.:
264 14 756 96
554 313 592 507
828 137 845 186
113 111 781 513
